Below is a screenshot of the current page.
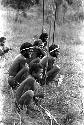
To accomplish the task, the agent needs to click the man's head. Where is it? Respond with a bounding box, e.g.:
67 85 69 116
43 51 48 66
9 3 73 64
39 32 48 47
29 63 43 80
0 37 6 46
33 39 44 49
20 42 33 58
49 44 60 58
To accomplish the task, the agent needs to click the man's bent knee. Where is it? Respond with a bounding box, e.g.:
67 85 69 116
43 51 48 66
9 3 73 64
18 90 34 106
8 76 17 89
53 65 60 73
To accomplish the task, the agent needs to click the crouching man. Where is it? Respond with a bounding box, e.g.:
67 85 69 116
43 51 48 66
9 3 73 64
15 63 44 114
40 44 60 85
0 37 11 56
8 42 33 89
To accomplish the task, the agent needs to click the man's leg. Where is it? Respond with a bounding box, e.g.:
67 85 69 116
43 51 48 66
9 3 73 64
14 67 29 83
18 90 34 107
16 77 35 103
19 90 35 114
8 76 18 89
46 65 60 84
8 67 29 89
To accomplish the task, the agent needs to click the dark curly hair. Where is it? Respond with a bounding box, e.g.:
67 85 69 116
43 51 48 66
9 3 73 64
49 44 59 57
39 33 48 46
20 42 33 52
33 39 42 46
20 42 33 58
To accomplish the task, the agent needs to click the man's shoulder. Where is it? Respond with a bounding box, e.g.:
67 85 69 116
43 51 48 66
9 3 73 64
40 55 54 62
26 75 35 81
14 54 26 62
40 55 55 65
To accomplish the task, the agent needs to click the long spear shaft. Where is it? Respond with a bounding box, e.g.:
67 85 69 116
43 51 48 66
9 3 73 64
53 9 56 44
44 20 51 101
42 0 44 33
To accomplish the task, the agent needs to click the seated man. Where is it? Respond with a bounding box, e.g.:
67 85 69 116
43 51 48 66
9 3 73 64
15 63 44 114
0 37 6 46
28 39 46 67
0 37 11 56
32 39 46 59
29 32 48 66
39 32 48 52
8 42 33 89
40 44 60 85
39 32 48 48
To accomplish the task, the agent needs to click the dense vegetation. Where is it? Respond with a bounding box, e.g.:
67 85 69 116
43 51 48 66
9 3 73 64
1 0 83 23
1 0 82 10
1 0 40 9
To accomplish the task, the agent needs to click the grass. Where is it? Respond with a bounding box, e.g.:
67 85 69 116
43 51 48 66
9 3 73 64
1 4 84 125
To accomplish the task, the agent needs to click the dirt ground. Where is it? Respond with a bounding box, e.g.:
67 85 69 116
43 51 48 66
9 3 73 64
0 3 84 125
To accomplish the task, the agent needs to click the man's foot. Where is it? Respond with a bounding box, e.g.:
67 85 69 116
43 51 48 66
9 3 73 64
15 101 23 113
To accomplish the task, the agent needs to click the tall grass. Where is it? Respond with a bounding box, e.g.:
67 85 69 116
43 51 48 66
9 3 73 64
1 2 84 125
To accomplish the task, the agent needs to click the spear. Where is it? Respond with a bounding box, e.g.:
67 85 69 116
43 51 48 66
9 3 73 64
53 8 56 44
42 0 44 33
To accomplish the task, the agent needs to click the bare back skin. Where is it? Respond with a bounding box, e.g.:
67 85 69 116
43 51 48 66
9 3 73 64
9 54 26 77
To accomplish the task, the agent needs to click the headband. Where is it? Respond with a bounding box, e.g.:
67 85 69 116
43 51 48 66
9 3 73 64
20 47 33 52
49 48 59 53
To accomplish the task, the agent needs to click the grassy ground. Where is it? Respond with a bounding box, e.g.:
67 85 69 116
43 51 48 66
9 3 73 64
1 4 84 125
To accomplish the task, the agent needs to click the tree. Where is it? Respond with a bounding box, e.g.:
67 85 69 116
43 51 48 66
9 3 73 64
46 0 82 25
